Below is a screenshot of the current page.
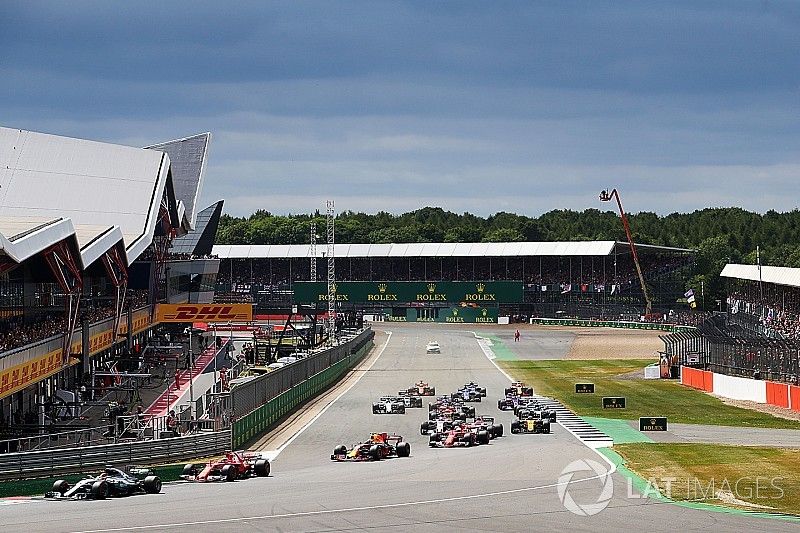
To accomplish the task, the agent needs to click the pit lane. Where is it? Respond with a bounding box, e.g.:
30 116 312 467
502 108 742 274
5 324 797 532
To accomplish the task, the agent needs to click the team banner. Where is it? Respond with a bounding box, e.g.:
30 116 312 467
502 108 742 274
292 281 523 304
155 303 253 323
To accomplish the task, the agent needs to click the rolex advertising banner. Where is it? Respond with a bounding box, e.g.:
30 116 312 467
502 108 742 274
292 281 523 304
386 305 500 324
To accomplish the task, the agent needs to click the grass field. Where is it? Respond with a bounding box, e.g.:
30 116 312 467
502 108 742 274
614 443 800 516
499 359 800 429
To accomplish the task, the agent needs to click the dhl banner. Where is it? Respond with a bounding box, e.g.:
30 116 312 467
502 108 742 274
0 349 71 399
155 303 253 323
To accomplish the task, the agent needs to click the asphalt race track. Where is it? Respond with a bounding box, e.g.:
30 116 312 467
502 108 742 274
5 324 797 532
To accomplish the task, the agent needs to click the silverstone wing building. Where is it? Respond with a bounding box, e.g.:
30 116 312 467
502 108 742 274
0 127 220 432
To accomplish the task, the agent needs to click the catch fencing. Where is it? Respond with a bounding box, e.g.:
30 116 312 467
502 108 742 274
662 314 800 384
231 328 375 448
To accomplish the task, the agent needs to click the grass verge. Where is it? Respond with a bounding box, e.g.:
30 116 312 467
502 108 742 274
614 443 800 516
499 359 800 429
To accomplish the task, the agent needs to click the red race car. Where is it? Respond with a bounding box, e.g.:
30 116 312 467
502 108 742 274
181 451 270 482
331 432 411 461
429 425 490 447
505 381 534 397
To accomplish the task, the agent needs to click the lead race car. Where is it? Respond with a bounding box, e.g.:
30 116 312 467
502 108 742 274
331 432 411 461
45 467 162 500
401 381 436 397
181 450 270 482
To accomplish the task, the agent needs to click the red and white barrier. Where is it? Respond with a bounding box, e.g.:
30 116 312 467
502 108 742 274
681 366 798 412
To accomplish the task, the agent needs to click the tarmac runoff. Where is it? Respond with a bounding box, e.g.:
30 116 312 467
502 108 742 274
3 324 799 532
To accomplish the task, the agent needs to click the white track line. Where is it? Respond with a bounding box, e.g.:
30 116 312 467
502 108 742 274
71 465 615 533
472 332 514 382
259 331 393 462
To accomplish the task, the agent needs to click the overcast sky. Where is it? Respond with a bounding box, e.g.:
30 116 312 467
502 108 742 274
2 1 799 217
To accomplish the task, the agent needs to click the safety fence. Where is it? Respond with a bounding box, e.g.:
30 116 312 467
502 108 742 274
0 430 231 481
663 314 800 383
529 317 695 333
231 329 375 448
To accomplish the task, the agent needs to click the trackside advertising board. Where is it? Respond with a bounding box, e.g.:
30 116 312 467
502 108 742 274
292 281 523 304
155 304 253 323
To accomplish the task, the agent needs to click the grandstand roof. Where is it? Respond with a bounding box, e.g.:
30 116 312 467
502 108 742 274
213 241 692 259
144 133 210 230
721 263 800 289
0 127 192 269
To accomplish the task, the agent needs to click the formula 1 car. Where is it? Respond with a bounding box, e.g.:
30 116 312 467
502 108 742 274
497 395 520 411
452 388 482 402
181 451 270 482
429 425 490 447
511 417 551 434
428 399 475 421
331 432 411 461
395 392 424 408
45 467 162 500
472 415 504 438
518 406 557 423
512 397 540 416
505 382 534 397
401 381 436 396
420 419 455 435
372 397 406 414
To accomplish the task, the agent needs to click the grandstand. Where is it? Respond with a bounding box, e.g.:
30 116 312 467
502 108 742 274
213 240 694 321
0 128 221 436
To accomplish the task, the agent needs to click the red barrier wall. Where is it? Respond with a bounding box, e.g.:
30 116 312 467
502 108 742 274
766 381 790 409
681 367 704 390
701 370 714 392
790 385 800 412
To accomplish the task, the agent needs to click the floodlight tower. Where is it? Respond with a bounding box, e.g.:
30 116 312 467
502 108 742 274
326 200 336 344
310 221 317 281
599 188 652 315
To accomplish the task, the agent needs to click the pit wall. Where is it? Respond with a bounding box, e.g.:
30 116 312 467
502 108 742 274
681 366 800 412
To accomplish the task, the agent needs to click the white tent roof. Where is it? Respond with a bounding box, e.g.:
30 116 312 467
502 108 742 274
0 126 176 267
721 263 800 289
213 240 626 259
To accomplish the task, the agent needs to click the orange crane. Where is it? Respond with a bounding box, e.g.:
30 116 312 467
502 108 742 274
599 188 652 315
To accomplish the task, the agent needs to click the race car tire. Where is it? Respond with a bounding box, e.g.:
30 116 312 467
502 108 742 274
254 459 270 477
511 421 521 434
143 475 162 493
334 444 347 456
524 387 533 396
396 441 411 457
492 423 504 437
369 445 381 460
477 430 490 445
52 480 70 495
90 480 108 500
474 395 482 403
221 464 237 482
182 463 198 477
420 422 430 434
372 405 379 414
429 387 436 395
497 400 503 410
398 406 406 414
504 388 512 396
429 432 441 443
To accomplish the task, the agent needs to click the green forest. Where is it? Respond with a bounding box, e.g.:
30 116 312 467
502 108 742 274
216 207 800 304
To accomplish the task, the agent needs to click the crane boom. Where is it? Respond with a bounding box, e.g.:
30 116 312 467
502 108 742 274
599 188 653 315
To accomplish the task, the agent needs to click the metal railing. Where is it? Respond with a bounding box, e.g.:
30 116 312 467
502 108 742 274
0 430 231 481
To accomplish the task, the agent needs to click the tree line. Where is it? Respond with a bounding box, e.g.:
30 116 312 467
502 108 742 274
216 206 800 305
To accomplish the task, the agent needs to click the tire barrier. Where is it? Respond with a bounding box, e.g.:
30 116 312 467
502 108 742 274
230 329 375 448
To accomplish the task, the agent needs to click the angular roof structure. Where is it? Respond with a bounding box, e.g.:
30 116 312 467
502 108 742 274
213 241 693 259
0 126 209 270
145 133 210 230
171 201 224 256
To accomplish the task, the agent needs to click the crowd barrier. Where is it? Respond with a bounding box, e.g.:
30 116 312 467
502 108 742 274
529 317 694 333
231 329 374 448
681 366 800 412
0 430 231 481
